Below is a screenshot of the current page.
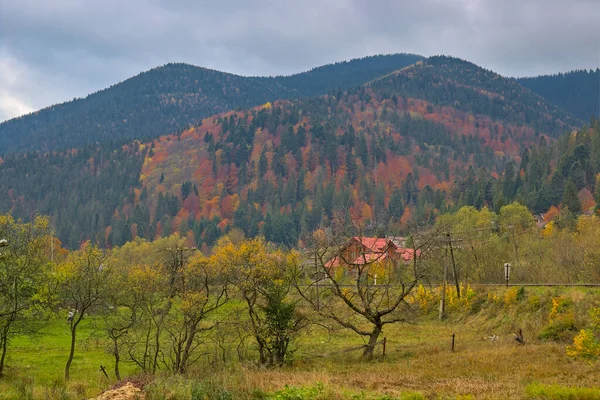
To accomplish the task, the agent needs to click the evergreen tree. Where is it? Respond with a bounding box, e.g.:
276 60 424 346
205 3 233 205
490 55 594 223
388 187 404 220
561 179 582 214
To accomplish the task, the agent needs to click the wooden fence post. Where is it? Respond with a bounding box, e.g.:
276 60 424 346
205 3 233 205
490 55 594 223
451 333 455 352
382 337 387 360
99 365 109 379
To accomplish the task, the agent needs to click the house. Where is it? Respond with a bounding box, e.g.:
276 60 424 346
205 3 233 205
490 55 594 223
535 214 548 229
325 236 418 270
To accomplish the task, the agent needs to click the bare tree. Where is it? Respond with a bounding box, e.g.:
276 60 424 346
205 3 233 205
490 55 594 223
293 220 438 360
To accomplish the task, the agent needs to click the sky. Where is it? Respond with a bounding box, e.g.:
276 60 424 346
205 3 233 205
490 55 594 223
1 0 599 122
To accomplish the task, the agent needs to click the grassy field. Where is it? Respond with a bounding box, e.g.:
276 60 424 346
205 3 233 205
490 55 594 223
1 286 599 399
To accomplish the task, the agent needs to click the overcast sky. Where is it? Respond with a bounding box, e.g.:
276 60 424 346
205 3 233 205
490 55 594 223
1 0 599 122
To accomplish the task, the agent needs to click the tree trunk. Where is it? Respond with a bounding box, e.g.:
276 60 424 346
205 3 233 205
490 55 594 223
0 310 17 377
0 326 9 377
65 326 77 380
65 312 84 381
152 325 161 374
362 325 382 361
113 339 121 381
257 337 267 365
179 324 197 374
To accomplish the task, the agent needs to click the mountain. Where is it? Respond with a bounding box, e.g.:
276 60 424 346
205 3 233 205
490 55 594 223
0 56 581 249
370 56 581 136
0 53 423 154
518 69 600 121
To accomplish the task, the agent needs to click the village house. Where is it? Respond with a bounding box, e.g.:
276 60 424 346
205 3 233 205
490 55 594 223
325 236 418 282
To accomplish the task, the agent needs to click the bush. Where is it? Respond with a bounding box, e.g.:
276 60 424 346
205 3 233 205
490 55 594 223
526 294 541 312
503 287 520 307
525 383 600 399
539 297 577 342
266 383 324 400
539 316 577 342
412 284 439 314
191 380 234 400
567 329 600 361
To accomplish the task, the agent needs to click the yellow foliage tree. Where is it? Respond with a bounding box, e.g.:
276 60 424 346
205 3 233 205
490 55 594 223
57 243 112 380
210 231 300 365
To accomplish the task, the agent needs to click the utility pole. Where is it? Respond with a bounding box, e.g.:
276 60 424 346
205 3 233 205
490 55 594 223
314 251 320 311
439 246 448 321
447 233 460 299
50 230 54 263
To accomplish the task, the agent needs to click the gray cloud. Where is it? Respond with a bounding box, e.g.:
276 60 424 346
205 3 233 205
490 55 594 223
1 0 599 121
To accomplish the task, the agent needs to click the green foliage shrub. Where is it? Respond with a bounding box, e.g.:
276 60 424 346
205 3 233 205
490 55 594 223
191 379 234 400
525 383 600 399
539 297 577 342
266 383 325 400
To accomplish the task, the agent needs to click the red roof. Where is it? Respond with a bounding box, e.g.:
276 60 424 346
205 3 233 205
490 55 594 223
325 237 419 267
395 247 419 262
352 237 391 252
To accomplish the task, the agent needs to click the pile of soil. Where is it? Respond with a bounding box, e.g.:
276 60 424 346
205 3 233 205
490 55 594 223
90 382 145 400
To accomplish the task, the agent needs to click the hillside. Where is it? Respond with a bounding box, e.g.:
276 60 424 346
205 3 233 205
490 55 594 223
452 119 600 217
0 53 422 154
518 69 600 121
0 56 582 249
371 56 580 137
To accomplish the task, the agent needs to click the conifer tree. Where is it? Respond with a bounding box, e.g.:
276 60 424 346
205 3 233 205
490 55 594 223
562 179 582 214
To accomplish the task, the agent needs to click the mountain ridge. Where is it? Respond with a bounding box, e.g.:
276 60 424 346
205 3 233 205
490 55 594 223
517 68 600 121
0 53 423 154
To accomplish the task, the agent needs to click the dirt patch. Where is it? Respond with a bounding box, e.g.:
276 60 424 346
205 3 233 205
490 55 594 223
90 382 145 400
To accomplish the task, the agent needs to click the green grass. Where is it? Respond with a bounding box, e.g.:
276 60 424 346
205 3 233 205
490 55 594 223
0 318 137 399
1 286 600 399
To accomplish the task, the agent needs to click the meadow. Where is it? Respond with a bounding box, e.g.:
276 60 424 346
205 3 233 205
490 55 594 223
1 286 599 400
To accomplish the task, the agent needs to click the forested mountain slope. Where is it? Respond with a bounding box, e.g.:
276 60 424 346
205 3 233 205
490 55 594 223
0 54 422 154
518 69 600 121
0 56 586 249
372 56 580 136
452 119 600 217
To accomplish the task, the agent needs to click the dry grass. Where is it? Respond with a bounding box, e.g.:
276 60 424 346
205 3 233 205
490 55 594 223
214 327 597 399
4 286 600 399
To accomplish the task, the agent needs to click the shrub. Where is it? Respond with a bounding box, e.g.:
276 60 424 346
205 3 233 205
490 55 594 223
539 297 577 342
259 282 304 366
191 380 234 400
525 383 600 399
266 382 324 400
539 315 576 342
526 294 541 312
566 329 600 361
446 284 477 313
503 287 519 307
412 284 439 314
